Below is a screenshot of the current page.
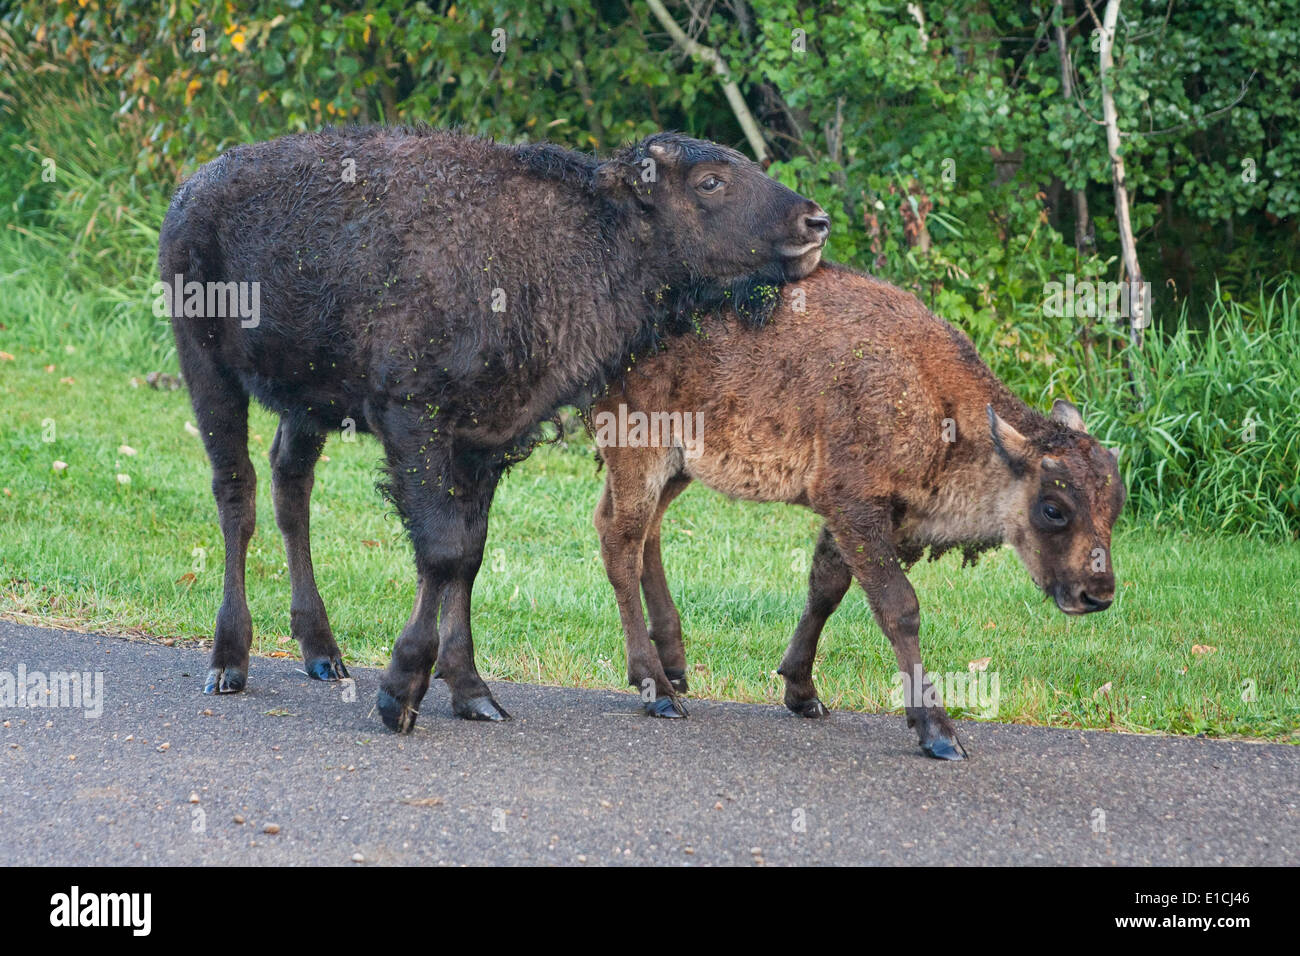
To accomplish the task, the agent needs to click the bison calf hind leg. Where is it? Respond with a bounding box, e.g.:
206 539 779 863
184 364 256 696
270 418 348 682
778 526 850 719
594 482 687 719
640 476 692 693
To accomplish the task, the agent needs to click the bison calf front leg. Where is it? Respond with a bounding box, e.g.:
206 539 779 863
376 575 440 733
374 431 510 731
377 527 510 730
830 517 967 761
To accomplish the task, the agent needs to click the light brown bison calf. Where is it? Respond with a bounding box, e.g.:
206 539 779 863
592 263 1125 759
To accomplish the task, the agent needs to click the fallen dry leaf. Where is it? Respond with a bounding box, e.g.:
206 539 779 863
176 572 197 587
52 461 68 473
0 351 14 362
1093 681 1113 699
361 540 380 548
968 656 992 672
1191 644 1217 656
59 377 75 385
118 444 137 456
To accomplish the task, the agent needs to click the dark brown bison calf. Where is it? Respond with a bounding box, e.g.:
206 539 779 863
159 126 827 729
592 263 1125 759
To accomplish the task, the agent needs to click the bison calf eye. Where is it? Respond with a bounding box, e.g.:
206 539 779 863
1039 501 1068 527
695 175 724 194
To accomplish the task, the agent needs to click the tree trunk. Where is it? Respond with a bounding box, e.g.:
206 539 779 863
1096 0 1147 348
1055 0 1093 254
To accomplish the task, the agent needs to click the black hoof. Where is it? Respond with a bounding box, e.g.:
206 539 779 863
454 695 511 722
664 669 689 694
377 688 418 733
788 697 830 718
305 656 349 682
921 736 968 761
204 666 246 695
644 695 688 719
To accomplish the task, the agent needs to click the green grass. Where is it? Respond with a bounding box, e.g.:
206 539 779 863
2 228 1297 741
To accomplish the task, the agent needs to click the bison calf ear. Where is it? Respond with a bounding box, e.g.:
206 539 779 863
595 160 654 210
987 405 1029 477
646 139 683 165
1049 398 1087 433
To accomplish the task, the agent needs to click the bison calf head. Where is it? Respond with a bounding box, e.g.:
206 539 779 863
598 132 829 285
987 400 1126 615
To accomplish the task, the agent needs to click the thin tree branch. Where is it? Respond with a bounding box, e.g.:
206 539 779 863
642 0 770 161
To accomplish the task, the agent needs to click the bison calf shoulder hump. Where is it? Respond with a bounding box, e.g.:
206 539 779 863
159 125 828 726
593 262 1125 757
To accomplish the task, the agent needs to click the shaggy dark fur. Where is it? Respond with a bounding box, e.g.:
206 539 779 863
159 125 828 727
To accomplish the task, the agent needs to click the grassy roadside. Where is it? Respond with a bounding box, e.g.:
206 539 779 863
2 238 1297 740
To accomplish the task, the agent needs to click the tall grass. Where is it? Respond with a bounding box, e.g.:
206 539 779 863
1079 287 1300 540
2 39 171 367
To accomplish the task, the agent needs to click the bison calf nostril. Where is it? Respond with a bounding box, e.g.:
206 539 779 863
1081 591 1112 611
804 215 830 238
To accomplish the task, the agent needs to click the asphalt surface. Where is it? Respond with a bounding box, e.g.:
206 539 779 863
1 620 1295 865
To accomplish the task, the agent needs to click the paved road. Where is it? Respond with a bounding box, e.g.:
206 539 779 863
1 620 1295 865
